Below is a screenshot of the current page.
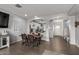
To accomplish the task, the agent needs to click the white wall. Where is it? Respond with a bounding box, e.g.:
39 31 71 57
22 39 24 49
75 15 79 47
63 20 70 37
8 15 28 43
69 16 76 45
49 21 53 38
43 22 49 41
69 15 79 47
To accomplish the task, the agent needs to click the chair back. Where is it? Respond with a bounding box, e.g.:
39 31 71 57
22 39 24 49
21 34 26 40
28 35 34 42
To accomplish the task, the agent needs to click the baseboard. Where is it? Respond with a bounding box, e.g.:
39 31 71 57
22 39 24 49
76 44 79 48
70 41 79 48
45 40 49 41
10 40 22 45
10 41 17 44
69 41 77 47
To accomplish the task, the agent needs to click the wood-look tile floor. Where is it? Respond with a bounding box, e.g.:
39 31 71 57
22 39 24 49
0 36 79 55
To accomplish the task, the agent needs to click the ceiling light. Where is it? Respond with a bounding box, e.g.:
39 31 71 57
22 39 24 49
25 14 27 16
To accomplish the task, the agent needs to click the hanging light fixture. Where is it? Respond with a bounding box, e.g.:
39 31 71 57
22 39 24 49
34 16 41 19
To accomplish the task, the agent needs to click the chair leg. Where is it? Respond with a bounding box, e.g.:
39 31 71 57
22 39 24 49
22 40 25 45
25 42 28 46
39 40 41 44
22 42 24 45
28 42 30 47
26 40 29 47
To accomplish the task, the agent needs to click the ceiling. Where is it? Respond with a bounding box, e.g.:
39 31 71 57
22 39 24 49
0 4 78 20
68 4 79 16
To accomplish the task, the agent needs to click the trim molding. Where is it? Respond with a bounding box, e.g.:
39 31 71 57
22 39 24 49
70 42 79 48
76 44 79 48
70 41 76 45
10 40 22 44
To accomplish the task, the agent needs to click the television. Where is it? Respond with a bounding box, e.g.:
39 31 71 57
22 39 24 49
0 12 9 28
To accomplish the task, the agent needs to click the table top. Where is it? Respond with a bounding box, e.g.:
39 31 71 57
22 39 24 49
28 34 41 38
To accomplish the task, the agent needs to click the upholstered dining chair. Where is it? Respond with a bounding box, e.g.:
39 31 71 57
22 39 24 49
27 35 34 47
21 33 27 45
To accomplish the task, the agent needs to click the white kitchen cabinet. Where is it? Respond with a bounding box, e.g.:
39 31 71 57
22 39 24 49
0 35 9 49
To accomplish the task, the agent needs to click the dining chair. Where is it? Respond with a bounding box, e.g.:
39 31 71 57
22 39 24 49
37 33 42 45
27 35 34 47
21 33 27 45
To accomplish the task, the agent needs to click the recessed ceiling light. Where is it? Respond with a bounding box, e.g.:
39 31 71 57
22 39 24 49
25 14 27 16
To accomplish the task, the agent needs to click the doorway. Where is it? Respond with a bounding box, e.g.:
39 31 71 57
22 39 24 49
53 20 64 37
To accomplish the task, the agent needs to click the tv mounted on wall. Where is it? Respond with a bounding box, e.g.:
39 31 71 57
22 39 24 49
0 12 9 28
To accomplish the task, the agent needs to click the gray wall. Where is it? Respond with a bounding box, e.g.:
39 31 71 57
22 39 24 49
8 15 28 44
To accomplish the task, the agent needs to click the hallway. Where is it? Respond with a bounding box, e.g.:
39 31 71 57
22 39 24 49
0 36 79 55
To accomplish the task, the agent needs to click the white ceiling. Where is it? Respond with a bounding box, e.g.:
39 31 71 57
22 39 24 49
0 4 78 20
68 4 79 16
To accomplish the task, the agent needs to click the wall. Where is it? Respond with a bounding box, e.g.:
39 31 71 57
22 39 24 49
8 15 28 44
43 22 49 41
63 20 70 37
69 16 76 45
75 15 79 47
49 21 53 38
69 15 79 47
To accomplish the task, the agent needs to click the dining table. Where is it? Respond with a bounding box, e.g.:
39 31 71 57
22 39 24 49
27 33 42 47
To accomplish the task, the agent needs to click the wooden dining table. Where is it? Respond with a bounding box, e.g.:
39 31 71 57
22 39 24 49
27 33 42 47
28 33 41 39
